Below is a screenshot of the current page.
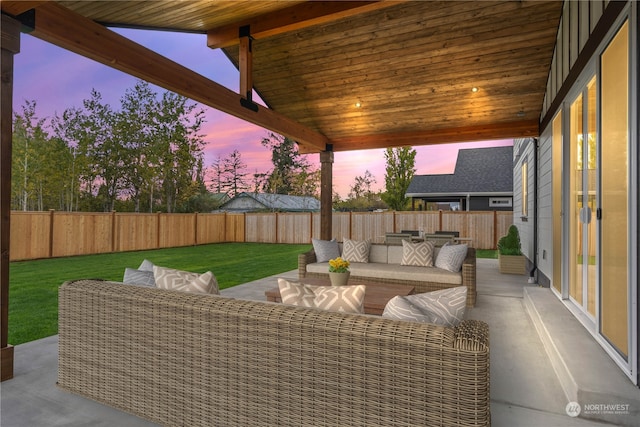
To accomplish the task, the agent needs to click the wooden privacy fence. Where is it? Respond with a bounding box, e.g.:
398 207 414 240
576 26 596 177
10 210 513 261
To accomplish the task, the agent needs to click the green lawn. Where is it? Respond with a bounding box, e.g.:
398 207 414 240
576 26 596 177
9 242 311 345
476 249 498 259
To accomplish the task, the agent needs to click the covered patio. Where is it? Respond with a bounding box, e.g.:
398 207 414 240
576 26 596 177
2 1 639 425
0 0 563 381
2 259 637 426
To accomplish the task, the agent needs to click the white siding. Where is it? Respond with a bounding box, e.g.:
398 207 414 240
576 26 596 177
512 138 535 263
536 127 555 285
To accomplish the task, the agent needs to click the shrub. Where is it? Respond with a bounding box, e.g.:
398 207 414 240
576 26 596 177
497 225 523 256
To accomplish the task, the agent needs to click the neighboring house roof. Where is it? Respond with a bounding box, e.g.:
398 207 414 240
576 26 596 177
209 193 230 203
219 192 321 212
406 146 513 197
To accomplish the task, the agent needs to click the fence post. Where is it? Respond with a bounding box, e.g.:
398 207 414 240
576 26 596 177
194 212 198 246
111 210 116 253
393 211 396 232
493 210 498 250
156 212 161 249
48 209 55 258
309 212 313 242
438 210 443 231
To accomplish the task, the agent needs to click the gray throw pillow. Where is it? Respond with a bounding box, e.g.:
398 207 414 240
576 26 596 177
138 259 155 272
435 243 468 272
382 286 467 327
312 238 340 263
123 268 156 287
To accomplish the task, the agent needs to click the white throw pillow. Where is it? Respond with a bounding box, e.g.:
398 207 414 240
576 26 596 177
153 266 219 295
312 238 341 263
278 278 365 314
382 286 467 327
342 238 371 263
435 243 468 272
401 239 435 267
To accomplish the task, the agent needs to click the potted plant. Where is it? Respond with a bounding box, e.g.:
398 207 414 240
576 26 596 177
328 257 350 286
497 225 526 274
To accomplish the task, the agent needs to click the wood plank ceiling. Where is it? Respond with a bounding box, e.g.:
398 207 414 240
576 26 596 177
3 0 563 154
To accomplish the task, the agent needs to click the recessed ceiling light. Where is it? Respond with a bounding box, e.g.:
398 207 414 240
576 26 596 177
355 101 362 108
471 87 479 93
517 110 525 117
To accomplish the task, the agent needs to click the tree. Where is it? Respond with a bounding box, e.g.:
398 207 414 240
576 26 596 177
349 170 376 200
260 132 319 196
117 81 159 212
220 149 249 197
12 101 51 211
381 147 416 211
153 90 206 212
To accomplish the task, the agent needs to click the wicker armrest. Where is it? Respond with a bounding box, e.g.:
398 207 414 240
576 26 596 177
454 319 489 352
298 249 317 278
461 248 477 307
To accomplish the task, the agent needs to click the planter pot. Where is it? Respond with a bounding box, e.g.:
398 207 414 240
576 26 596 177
498 254 526 275
329 271 350 286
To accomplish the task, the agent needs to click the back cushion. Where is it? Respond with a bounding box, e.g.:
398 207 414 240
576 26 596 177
369 244 388 263
387 245 404 264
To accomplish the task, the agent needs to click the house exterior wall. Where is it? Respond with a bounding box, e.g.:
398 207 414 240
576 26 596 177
468 197 513 212
529 1 638 384
535 127 554 289
512 138 535 266
541 1 608 120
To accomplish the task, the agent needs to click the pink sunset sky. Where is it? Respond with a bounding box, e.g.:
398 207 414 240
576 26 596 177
12 28 512 198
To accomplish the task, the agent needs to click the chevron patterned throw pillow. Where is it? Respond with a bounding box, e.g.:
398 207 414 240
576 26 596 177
278 279 366 314
400 239 435 267
342 238 371 263
153 266 219 295
382 286 467 327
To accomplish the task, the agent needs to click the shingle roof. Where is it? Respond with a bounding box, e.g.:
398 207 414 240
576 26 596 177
220 192 320 212
406 146 513 196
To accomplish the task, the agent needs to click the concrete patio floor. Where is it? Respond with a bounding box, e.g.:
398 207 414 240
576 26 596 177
1 259 638 426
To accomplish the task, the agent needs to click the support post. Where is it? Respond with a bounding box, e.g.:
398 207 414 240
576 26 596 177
320 150 334 241
239 25 253 101
1 13 21 382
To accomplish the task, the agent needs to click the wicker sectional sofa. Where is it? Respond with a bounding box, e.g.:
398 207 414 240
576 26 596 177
58 279 490 427
299 243 477 307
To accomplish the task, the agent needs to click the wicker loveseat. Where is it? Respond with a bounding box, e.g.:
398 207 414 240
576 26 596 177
299 243 477 307
58 279 490 427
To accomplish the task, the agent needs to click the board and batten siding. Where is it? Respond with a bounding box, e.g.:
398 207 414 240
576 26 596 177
542 1 610 119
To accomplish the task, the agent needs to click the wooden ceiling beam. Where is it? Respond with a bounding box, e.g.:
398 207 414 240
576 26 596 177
207 1 404 49
320 120 540 153
23 2 329 153
0 1 46 17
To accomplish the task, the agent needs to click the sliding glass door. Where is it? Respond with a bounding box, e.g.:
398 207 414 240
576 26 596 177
600 21 629 359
